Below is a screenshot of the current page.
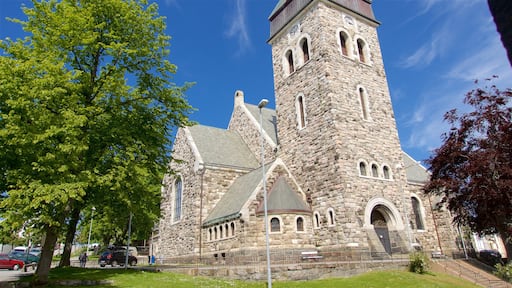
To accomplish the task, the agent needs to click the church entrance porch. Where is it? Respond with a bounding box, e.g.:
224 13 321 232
372 209 392 254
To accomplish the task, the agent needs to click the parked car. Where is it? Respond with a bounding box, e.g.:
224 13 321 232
0 254 24 270
9 252 39 265
477 249 504 267
98 250 137 267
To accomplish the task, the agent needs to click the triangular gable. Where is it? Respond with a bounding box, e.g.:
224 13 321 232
203 165 268 227
402 151 430 184
256 176 311 215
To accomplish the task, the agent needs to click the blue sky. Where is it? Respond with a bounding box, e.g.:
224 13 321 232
1 0 511 164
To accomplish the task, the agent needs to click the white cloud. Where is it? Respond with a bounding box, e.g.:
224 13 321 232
224 0 251 56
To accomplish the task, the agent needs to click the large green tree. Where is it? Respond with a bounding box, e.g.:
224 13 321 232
0 0 193 284
424 78 512 259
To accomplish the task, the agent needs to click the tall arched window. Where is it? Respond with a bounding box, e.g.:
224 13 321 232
411 197 425 230
359 162 367 176
339 32 348 56
230 222 235 236
301 38 310 62
296 95 306 129
225 223 229 237
173 177 183 221
296 217 304 232
357 39 366 63
214 227 218 240
209 228 212 241
270 217 281 232
371 164 378 177
314 212 321 228
219 225 223 239
328 209 335 226
286 50 295 74
358 87 369 120
383 165 390 179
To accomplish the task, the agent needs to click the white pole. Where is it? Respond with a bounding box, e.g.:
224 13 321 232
258 99 271 288
86 207 96 253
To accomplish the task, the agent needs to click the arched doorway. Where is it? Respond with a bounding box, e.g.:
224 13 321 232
371 206 392 254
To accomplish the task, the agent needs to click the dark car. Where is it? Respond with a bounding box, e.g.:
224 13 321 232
0 254 24 270
98 250 137 267
477 249 504 267
8 252 39 265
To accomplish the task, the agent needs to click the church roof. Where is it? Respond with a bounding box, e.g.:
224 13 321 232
203 165 268 227
188 125 259 169
257 176 311 214
245 103 279 146
402 152 430 184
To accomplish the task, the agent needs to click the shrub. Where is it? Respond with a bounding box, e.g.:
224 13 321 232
494 263 512 282
408 252 430 274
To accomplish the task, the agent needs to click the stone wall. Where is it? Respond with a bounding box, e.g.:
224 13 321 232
270 1 410 249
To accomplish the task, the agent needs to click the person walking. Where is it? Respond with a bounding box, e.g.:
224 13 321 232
79 252 88 268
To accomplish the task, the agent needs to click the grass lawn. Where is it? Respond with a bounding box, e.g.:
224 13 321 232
20 267 480 288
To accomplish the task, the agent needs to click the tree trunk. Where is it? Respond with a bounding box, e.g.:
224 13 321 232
59 207 81 267
33 225 59 285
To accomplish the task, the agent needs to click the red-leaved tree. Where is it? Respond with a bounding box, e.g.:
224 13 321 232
425 77 512 259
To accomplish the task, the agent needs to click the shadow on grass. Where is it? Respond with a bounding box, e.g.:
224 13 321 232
18 266 161 287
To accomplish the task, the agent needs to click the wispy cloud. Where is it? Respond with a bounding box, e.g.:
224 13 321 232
224 0 251 56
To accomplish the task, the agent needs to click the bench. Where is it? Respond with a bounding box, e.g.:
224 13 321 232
301 251 323 260
431 251 444 259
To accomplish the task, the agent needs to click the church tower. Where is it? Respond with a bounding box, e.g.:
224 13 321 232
268 0 412 253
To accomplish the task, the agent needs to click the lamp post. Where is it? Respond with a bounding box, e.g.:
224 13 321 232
258 98 272 288
87 207 96 253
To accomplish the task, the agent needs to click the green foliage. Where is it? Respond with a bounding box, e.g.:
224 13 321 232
408 252 430 274
424 77 512 256
0 0 194 282
494 262 512 282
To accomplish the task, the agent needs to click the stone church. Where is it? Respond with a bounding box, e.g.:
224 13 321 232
154 0 458 263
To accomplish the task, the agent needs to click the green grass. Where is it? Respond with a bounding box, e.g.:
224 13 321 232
20 267 480 288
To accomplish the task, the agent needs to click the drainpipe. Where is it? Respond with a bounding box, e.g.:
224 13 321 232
428 195 443 255
198 165 205 261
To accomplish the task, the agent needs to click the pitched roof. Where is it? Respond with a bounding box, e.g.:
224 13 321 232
257 176 311 214
188 125 259 169
402 152 430 184
203 165 267 226
245 103 279 145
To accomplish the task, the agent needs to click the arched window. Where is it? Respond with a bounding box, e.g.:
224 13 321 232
328 209 335 226
270 217 281 232
383 165 390 179
219 225 223 239
286 50 295 74
296 217 304 232
301 38 310 63
411 197 425 230
209 228 212 241
296 95 306 129
359 162 367 176
371 164 378 177
357 39 366 63
314 212 321 228
214 227 218 240
225 223 229 237
359 87 369 120
339 32 348 56
231 222 235 236
173 177 183 222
